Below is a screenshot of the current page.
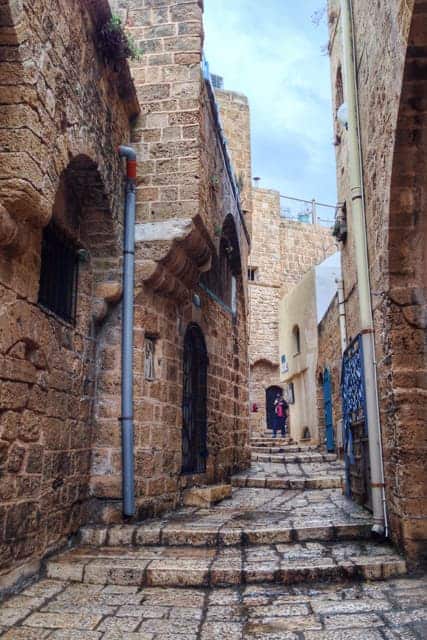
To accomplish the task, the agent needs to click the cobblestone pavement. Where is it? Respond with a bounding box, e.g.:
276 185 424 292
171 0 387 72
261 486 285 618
0 576 426 638
0 443 422 638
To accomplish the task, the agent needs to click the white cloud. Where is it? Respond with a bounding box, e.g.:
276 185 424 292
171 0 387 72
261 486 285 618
204 0 337 205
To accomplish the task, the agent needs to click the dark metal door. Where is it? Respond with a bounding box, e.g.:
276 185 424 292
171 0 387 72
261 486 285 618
266 386 282 430
323 369 335 452
182 324 208 474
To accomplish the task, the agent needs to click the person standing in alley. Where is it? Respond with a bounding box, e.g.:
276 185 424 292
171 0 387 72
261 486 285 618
273 391 288 438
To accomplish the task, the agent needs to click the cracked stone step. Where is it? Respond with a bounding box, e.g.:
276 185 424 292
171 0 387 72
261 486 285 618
231 474 343 490
45 541 407 588
250 440 317 448
251 445 325 453
80 521 373 548
250 442 320 451
251 452 338 463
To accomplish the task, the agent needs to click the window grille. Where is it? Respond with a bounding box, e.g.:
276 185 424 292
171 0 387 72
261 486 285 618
248 268 257 282
210 74 224 90
38 222 79 324
144 337 156 380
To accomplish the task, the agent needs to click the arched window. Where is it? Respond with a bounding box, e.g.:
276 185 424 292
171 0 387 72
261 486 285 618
293 325 301 355
200 215 241 313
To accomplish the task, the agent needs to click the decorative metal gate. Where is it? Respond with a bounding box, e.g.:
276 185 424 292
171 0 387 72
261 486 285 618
266 386 282 430
322 369 335 452
182 324 208 474
341 335 371 509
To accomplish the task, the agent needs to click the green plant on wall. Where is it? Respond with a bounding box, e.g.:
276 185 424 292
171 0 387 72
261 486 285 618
97 14 142 65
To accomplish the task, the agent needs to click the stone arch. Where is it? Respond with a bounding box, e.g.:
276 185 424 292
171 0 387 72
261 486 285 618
386 0 427 564
265 384 283 431
201 213 243 308
49 153 123 325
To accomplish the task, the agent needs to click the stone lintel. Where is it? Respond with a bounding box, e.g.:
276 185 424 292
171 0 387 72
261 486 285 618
135 218 194 243
135 216 212 299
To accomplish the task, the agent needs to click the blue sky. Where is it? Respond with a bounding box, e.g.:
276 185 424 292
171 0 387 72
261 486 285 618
203 0 337 211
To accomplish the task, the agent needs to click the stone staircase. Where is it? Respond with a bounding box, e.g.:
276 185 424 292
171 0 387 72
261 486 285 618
43 434 407 590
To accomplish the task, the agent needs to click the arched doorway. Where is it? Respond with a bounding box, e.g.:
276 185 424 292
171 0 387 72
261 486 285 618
266 385 283 431
385 0 427 561
182 324 208 474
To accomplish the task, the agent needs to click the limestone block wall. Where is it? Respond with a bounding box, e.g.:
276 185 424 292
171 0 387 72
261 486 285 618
328 0 426 564
215 89 253 223
248 187 337 434
90 0 251 521
0 0 251 589
279 221 337 298
0 0 136 587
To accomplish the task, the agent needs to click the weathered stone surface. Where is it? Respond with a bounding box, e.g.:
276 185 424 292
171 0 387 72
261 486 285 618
182 483 232 507
0 0 250 588
2 576 425 638
328 0 427 566
245 188 337 439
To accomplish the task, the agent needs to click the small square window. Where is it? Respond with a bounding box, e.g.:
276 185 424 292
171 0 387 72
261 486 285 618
248 267 258 282
38 222 79 324
144 337 156 381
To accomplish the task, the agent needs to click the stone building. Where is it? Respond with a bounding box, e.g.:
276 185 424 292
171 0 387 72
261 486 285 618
328 0 426 565
0 0 250 589
278 253 341 445
247 187 337 436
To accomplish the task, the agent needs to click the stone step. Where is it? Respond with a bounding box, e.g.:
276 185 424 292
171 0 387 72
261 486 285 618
250 436 291 444
232 473 343 490
46 541 407 588
80 520 372 548
250 440 317 449
250 445 322 453
251 452 338 463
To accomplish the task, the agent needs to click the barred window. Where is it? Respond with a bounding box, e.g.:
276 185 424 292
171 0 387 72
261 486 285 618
144 337 156 381
38 222 79 324
248 267 257 282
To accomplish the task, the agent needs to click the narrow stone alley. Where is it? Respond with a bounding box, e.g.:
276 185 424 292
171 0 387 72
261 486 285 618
0 435 425 639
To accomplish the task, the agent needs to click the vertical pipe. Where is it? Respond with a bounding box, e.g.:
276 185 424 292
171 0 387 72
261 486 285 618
118 145 137 517
311 199 317 225
340 0 387 535
336 278 347 354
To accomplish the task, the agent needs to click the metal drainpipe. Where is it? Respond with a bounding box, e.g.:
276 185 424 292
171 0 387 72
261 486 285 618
118 145 137 517
336 278 347 355
340 0 388 536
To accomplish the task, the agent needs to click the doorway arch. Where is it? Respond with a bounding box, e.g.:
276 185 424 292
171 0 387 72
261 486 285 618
182 323 209 474
385 0 427 561
265 385 283 431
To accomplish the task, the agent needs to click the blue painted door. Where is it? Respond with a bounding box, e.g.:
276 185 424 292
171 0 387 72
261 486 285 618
323 369 335 452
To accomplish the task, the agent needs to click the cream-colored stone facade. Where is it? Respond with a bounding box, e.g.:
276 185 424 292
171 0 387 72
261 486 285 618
279 269 319 443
